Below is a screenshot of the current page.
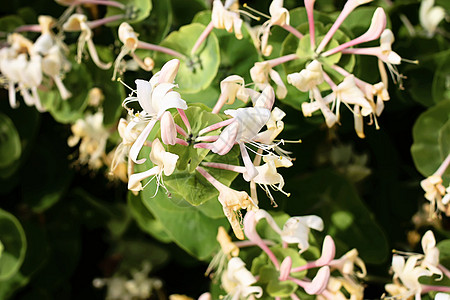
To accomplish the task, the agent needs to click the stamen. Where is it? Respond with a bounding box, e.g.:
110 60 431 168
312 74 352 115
117 77 135 92
236 9 261 21
242 3 270 19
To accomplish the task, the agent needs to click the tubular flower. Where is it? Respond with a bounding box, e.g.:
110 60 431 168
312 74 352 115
63 14 111 69
0 33 45 111
287 60 324 92
250 61 287 99
212 75 250 113
419 0 446 37
124 59 187 164
127 138 178 193
113 22 154 80
68 111 110 169
212 0 243 39
420 175 449 216
259 0 290 56
221 257 263 299
281 215 324 253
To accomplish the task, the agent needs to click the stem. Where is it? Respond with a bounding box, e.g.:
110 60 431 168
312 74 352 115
201 162 247 173
175 138 189 146
305 0 316 50
198 118 234 135
434 153 450 177
421 284 450 293
75 0 126 9
15 24 42 32
212 93 228 114
137 41 186 60
191 21 214 55
177 108 191 133
290 293 301 300
234 240 276 248
438 264 450 279
341 47 381 57
87 14 125 29
175 124 188 138
196 135 219 142
196 166 224 191
267 53 299 68
280 24 304 40
322 71 337 90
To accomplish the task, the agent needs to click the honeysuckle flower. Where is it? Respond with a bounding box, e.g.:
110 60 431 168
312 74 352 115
253 107 286 146
250 61 287 99
221 257 263 300
281 215 324 253
258 0 290 56
212 75 250 113
385 255 432 299
33 15 56 55
330 249 367 279
421 174 447 215
124 59 187 164
217 226 240 257
420 0 446 37
63 14 111 69
212 0 243 40
318 276 365 300
198 293 212 300
316 0 374 54
435 293 450 300
41 45 72 100
420 230 443 278
196 167 257 240
127 138 178 193
113 22 155 80
68 111 110 169
287 60 324 92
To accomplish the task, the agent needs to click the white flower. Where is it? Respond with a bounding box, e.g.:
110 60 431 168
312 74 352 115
63 14 111 69
420 0 446 37
212 0 243 39
250 61 287 99
287 60 324 92
421 230 443 278
128 139 178 193
281 215 324 252
221 257 263 300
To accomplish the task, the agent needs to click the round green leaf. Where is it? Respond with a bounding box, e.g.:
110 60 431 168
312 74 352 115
153 23 220 94
411 100 450 183
39 61 92 124
0 209 27 281
105 0 152 25
0 113 21 169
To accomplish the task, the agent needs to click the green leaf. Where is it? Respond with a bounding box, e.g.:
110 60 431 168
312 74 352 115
39 61 92 123
130 0 172 44
285 170 388 263
140 181 229 260
22 137 74 213
127 191 172 243
432 52 450 103
437 239 450 269
0 209 27 281
0 15 24 33
105 0 152 25
154 23 220 94
411 100 450 183
0 113 21 169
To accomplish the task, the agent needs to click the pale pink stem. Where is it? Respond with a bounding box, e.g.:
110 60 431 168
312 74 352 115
288 276 311 290
212 93 228 114
202 162 247 173
75 0 126 9
137 41 185 59
320 290 335 300
290 293 301 300
15 24 42 32
234 240 276 248
341 47 381 57
316 0 360 54
87 14 125 29
322 71 337 90
438 264 450 279
267 53 299 68
199 118 234 135
196 166 224 191
196 135 219 142
421 284 450 293
177 108 191 133
175 124 188 137
191 21 214 55
239 142 258 181
281 24 304 40
434 153 450 177
175 138 189 146
304 0 316 50
243 211 280 269
332 64 373 90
